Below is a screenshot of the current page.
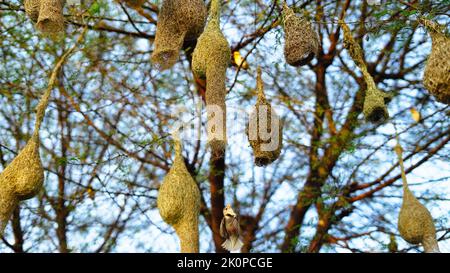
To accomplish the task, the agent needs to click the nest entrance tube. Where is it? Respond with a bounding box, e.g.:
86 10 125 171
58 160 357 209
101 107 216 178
421 19 450 105
247 67 283 167
0 83 48 236
122 0 145 8
35 0 65 34
151 0 207 70
192 0 230 157
340 20 391 123
157 137 201 253
0 29 86 236
395 137 440 253
282 3 319 67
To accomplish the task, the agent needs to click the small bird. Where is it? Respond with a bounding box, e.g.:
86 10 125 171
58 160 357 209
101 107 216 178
233 51 249 70
220 204 243 252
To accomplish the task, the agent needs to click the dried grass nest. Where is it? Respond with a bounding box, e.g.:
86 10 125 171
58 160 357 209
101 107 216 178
421 19 450 105
152 0 207 70
157 139 201 253
192 0 230 157
0 95 49 235
25 0 65 33
282 3 319 66
395 142 440 253
0 27 84 236
340 20 391 123
247 67 283 167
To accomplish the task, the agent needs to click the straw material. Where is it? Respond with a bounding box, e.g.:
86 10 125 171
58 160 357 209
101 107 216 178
152 0 207 70
0 91 48 236
24 0 40 23
0 28 86 236
340 20 390 123
192 0 230 157
157 139 201 253
421 19 450 104
282 3 319 66
395 140 440 253
247 67 283 166
122 0 146 8
0 96 46 237
36 0 65 33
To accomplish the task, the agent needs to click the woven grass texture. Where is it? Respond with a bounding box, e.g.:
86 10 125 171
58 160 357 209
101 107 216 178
36 0 65 33
192 0 230 157
122 0 146 8
152 0 207 70
247 67 283 167
395 140 440 253
0 88 48 236
24 0 40 23
340 20 391 123
421 19 450 105
282 3 319 67
157 139 201 253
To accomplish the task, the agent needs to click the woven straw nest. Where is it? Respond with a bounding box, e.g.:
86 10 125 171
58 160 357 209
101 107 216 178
282 3 319 66
395 142 440 253
157 139 201 253
247 67 283 167
363 86 391 123
0 132 44 236
340 20 391 123
421 19 450 105
192 0 230 157
122 0 146 8
152 0 207 70
24 0 40 23
24 0 65 33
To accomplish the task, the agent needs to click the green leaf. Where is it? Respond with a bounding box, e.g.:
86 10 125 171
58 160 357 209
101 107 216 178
89 2 100 15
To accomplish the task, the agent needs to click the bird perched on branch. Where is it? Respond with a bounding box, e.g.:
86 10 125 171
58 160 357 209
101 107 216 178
232 51 249 70
220 204 243 252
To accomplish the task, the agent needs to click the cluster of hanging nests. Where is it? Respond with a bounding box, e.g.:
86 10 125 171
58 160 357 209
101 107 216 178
24 0 65 33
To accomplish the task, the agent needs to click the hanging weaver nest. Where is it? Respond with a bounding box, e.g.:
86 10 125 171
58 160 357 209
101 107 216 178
395 141 440 253
246 67 283 167
24 0 40 23
282 3 319 66
421 19 450 105
152 0 207 70
157 139 201 253
340 20 391 123
0 26 85 235
31 0 65 33
363 87 391 123
192 0 230 157
0 135 43 235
